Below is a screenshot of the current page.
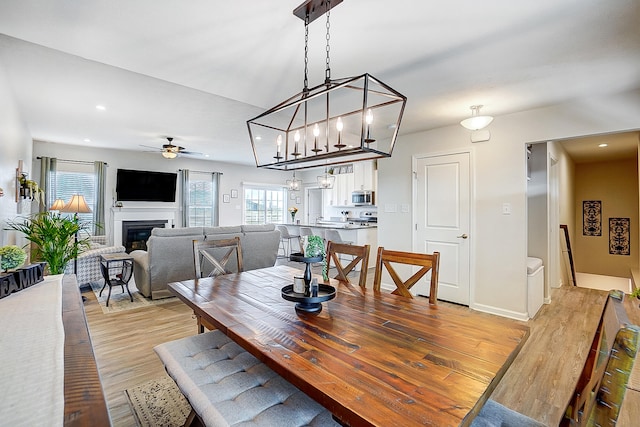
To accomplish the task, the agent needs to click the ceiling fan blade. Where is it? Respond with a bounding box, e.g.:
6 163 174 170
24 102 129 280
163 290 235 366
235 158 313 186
140 144 161 151
180 150 203 156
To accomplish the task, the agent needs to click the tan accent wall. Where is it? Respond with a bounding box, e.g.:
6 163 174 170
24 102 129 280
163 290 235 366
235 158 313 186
574 158 639 277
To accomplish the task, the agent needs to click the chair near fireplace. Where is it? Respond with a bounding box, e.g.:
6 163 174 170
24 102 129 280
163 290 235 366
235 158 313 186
122 220 168 253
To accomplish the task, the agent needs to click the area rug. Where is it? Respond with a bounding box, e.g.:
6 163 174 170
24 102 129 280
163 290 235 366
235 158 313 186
125 376 191 427
89 280 177 314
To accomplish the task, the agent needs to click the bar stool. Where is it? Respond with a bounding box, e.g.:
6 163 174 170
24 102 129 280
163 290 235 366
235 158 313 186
298 227 314 252
276 225 299 258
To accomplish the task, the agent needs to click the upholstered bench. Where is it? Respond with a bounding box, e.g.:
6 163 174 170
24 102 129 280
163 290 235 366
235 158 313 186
154 330 339 427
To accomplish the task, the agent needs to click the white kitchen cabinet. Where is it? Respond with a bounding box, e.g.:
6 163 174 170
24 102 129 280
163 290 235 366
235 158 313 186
353 161 375 191
326 172 353 207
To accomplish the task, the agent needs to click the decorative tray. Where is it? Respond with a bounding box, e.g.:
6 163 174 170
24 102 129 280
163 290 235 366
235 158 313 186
281 284 336 313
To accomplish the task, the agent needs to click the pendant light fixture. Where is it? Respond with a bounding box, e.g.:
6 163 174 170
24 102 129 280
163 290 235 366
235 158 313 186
460 105 494 131
286 171 302 191
317 167 335 189
247 0 406 171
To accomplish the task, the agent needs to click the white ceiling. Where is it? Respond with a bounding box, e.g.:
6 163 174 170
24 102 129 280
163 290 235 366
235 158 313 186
1 0 639 166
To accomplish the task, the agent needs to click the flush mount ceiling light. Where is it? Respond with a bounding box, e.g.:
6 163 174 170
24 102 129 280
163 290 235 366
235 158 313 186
247 0 407 171
460 105 494 131
286 171 302 191
161 150 178 159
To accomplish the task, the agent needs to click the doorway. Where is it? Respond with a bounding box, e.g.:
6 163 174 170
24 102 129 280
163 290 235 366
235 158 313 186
306 188 323 225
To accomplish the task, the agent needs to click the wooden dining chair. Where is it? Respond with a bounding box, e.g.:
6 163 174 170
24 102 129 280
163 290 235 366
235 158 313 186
193 237 243 278
192 237 243 333
326 241 370 288
373 247 440 304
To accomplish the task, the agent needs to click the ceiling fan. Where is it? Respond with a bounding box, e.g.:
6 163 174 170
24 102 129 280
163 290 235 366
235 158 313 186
141 137 201 159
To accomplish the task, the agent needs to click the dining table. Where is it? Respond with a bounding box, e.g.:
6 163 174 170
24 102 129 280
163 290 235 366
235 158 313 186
169 265 529 427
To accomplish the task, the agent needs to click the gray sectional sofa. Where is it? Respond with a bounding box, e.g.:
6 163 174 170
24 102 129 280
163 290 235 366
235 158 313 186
130 224 280 299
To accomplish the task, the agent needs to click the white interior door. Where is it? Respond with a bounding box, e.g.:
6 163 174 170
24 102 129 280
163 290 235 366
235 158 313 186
414 152 471 305
306 188 323 224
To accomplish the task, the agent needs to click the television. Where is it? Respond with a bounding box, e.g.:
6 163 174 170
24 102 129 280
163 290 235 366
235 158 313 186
116 169 177 202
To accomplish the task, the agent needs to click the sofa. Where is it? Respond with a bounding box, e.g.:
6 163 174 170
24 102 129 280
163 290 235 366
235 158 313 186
63 236 126 287
130 224 280 299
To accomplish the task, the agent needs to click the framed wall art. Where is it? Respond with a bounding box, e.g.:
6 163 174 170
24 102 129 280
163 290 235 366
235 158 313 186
609 217 630 255
582 200 601 236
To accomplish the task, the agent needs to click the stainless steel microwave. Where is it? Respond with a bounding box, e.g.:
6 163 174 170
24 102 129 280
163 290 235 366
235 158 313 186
352 190 374 206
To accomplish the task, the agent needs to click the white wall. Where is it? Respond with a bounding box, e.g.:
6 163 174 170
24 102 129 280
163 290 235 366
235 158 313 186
0 61 32 247
32 141 294 242
378 89 640 319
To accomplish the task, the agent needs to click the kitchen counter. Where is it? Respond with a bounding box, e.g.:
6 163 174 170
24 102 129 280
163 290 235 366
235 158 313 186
283 221 376 230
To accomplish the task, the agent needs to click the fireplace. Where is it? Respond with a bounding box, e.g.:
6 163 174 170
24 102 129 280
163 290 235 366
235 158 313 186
122 220 168 253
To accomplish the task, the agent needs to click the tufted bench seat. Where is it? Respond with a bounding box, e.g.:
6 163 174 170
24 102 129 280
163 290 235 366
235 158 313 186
154 330 340 427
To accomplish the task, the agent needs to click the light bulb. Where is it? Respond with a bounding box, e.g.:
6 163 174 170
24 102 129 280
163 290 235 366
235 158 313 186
336 117 343 132
294 130 300 143
276 134 282 149
313 123 320 137
366 109 373 125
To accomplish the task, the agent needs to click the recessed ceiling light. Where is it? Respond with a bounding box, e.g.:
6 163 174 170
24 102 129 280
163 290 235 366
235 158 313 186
255 136 262 141
83 138 91 143
95 105 106 111
204 154 210 158
598 143 608 148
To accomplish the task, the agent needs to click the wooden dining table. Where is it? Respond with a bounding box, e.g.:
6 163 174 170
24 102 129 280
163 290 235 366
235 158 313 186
169 265 529 427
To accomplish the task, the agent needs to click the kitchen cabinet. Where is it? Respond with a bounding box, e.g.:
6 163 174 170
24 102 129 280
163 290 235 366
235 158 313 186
326 172 353 207
325 161 376 207
353 161 375 191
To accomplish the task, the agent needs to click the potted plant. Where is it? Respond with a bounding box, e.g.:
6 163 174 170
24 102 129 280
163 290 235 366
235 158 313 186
303 235 329 281
0 245 27 272
631 287 640 300
6 212 91 274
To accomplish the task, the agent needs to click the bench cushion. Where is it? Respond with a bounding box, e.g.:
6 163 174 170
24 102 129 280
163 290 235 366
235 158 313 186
471 400 546 427
154 331 339 427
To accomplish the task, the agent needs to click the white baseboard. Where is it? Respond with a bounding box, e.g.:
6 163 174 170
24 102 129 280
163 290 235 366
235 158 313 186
470 302 530 322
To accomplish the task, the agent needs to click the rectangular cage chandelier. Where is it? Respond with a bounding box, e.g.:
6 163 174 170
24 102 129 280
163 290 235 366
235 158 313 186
247 0 406 171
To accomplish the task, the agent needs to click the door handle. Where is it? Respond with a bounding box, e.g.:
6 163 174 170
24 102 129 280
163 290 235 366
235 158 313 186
456 234 468 239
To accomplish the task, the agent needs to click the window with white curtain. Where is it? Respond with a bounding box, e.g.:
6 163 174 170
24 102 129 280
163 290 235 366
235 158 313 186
52 161 96 229
243 186 286 224
187 171 218 227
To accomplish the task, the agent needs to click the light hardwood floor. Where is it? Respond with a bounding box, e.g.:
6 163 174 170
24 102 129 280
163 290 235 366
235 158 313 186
83 274 640 426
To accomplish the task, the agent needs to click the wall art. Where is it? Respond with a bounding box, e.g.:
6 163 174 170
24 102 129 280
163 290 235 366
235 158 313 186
609 217 630 255
583 200 601 236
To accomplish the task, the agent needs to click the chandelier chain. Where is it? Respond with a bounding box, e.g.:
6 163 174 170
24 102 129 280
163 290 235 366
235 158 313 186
304 14 309 90
325 0 331 82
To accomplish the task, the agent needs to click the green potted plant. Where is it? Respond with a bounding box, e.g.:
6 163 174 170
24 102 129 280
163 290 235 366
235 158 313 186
630 287 640 300
303 235 329 281
0 245 27 272
6 212 91 274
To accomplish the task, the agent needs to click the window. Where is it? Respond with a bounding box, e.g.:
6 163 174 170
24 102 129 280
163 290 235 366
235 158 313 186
51 161 96 231
186 171 219 227
243 186 286 224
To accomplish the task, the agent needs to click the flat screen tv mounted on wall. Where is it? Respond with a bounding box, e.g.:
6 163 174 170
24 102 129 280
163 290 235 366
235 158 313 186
116 169 177 202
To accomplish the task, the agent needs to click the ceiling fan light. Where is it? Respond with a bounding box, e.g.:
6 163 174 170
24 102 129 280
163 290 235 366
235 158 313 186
162 150 177 159
460 105 494 130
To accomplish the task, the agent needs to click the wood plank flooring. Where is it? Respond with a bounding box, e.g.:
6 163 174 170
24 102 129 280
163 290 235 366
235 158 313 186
83 274 640 427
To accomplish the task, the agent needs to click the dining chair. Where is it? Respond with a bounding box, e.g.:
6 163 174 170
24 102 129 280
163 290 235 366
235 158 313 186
193 237 243 278
326 241 370 288
276 225 299 258
192 237 243 333
373 247 440 304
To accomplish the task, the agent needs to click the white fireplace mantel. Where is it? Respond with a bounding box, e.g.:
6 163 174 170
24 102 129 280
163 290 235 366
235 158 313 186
111 206 178 247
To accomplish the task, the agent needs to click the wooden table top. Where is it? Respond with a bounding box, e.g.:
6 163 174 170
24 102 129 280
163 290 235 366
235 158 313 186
169 265 529 427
